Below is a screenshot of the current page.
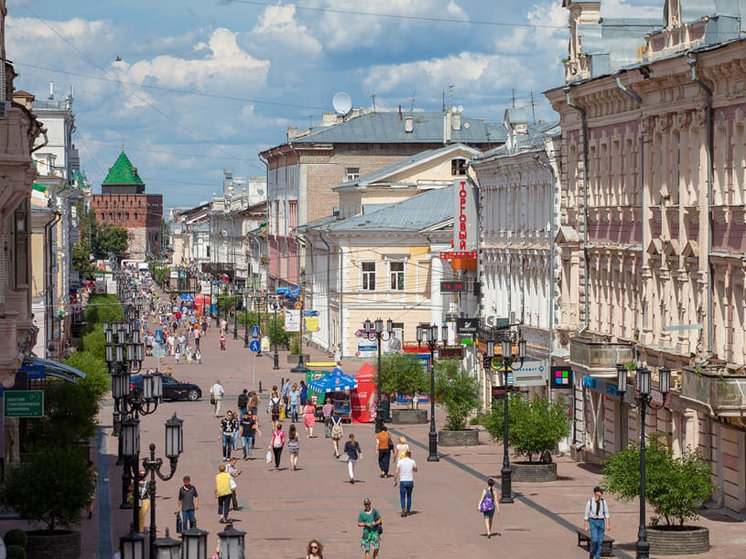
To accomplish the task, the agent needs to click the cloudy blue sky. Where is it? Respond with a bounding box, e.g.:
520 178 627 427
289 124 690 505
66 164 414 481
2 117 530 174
7 0 660 209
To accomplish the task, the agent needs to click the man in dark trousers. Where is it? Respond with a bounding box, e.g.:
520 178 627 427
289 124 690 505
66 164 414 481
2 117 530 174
177 476 199 530
583 486 611 559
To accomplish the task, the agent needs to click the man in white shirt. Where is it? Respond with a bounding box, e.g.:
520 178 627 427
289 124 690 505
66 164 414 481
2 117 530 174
394 450 418 517
210 380 225 417
583 485 611 559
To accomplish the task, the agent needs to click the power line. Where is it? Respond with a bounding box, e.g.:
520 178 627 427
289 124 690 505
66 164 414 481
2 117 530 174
226 0 566 30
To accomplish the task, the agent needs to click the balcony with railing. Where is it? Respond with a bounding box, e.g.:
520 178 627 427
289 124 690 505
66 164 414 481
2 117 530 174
569 337 635 377
680 367 746 416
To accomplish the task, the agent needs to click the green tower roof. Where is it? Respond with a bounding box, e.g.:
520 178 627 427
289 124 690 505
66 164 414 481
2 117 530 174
102 150 144 186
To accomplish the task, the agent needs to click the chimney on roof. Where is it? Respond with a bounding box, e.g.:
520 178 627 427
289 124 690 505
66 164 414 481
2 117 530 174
322 112 337 126
404 115 414 133
398 105 402 120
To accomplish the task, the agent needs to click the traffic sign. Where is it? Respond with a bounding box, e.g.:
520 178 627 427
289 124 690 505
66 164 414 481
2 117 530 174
287 285 301 298
249 340 261 352
251 325 260 339
4 390 44 418
151 344 166 359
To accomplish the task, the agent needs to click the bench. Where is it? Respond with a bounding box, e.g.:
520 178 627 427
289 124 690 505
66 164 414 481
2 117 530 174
576 528 615 557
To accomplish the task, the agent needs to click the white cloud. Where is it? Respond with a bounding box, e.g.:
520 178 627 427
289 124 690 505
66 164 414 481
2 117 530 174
602 0 662 19
116 28 270 93
247 4 322 59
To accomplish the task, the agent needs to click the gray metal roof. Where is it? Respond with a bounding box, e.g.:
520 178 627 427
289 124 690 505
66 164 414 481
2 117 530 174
325 185 454 233
472 121 561 163
291 111 505 145
335 143 481 189
579 18 661 78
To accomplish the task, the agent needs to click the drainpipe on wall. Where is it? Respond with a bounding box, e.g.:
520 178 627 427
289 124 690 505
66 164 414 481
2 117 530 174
318 229 333 352
564 87 590 335
687 54 714 358
614 74 646 344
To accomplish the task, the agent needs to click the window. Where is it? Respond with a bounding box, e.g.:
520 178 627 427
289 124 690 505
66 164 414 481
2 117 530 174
451 158 467 175
346 167 360 181
13 199 30 288
362 262 376 291
389 261 405 291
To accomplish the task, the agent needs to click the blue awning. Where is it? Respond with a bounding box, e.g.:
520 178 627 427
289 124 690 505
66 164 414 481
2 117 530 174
308 367 358 393
19 356 86 383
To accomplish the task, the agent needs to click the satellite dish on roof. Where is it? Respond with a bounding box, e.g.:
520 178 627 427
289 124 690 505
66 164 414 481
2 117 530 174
332 91 352 115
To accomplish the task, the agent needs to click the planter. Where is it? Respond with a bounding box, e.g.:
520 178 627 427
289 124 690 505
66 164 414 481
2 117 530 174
510 461 557 482
26 530 81 559
286 353 310 365
438 429 479 446
647 525 709 555
390 409 428 424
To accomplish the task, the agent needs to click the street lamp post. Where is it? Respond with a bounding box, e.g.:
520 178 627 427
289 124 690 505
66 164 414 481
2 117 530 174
142 413 184 559
363 318 393 433
616 364 671 559
233 288 239 340
485 329 526 504
243 288 249 348
416 323 448 462
270 297 280 370
290 287 307 373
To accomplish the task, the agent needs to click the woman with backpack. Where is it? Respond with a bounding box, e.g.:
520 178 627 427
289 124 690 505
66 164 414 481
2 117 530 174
268 387 282 423
330 412 343 458
477 478 499 538
268 422 285 470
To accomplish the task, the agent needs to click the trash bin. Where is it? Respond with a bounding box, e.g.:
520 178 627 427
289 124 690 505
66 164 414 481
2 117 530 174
381 398 392 423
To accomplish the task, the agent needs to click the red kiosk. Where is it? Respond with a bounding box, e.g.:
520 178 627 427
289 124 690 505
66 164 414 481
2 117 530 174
350 363 378 423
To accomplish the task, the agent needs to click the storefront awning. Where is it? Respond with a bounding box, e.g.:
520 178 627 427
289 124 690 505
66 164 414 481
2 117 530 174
19 356 86 383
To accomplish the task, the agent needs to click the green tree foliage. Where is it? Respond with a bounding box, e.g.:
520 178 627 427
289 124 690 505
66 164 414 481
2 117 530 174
266 313 289 347
434 359 480 430
216 293 240 311
379 353 429 407
484 395 570 461
81 328 105 359
26 380 99 445
603 436 715 526
63 350 109 402
0 444 95 531
84 294 124 330
93 223 128 260
72 203 96 279
148 262 170 286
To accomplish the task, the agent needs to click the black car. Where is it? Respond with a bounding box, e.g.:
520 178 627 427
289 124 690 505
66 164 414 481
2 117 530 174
130 373 202 402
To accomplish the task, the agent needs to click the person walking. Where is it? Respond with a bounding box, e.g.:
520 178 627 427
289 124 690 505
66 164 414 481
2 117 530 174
220 317 227 335
289 384 301 422
227 457 242 510
287 423 300 471
193 326 201 349
305 539 324 559
375 425 393 478
395 436 409 462
357 498 381 559
268 421 285 470
237 389 249 419
219 411 238 461
177 476 199 530
248 391 259 416
304 400 316 438
344 433 362 484
330 413 343 458
214 464 232 524
334 343 342 366
268 387 282 423
395 450 418 517
322 399 333 438
477 478 499 538
210 380 225 417
240 412 257 460
219 332 226 351
584 486 611 559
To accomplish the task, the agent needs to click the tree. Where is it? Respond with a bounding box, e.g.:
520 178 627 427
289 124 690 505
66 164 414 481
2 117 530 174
94 223 128 259
484 395 570 461
72 202 96 279
434 359 480 430
84 294 123 329
379 353 429 407
0 444 95 532
64 350 109 402
603 436 715 526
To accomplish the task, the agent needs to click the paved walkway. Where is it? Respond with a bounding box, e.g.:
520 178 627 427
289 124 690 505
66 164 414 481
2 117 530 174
75 316 746 558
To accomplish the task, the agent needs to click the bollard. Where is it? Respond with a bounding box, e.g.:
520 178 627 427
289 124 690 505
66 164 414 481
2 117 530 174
258 380 263 393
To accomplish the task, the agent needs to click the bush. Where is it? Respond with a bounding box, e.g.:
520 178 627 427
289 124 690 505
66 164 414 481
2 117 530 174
3 529 28 548
379 353 429 407
84 294 123 330
434 359 480 431
64 350 109 402
484 395 570 461
0 444 95 531
266 314 289 347
603 436 715 526
289 333 302 354
6 545 26 559
81 328 106 359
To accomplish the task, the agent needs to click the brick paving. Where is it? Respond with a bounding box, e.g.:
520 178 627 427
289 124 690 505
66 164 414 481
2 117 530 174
73 318 746 558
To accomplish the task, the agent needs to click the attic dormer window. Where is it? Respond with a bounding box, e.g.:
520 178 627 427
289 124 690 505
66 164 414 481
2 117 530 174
346 167 360 181
451 158 467 176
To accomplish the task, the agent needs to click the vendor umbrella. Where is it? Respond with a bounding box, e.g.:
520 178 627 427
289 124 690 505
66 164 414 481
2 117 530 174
179 293 195 301
308 367 358 393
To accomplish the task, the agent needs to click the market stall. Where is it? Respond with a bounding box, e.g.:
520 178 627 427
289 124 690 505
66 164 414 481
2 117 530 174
350 363 378 423
308 367 357 421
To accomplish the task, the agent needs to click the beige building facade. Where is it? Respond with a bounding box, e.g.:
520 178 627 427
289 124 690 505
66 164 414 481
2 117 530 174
547 0 746 511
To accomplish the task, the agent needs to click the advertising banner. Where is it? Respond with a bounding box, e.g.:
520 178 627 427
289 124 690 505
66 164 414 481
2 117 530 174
284 309 301 331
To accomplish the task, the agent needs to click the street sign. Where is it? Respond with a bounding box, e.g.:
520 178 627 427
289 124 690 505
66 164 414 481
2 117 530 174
456 317 478 338
249 340 261 353
287 285 301 298
151 344 166 359
4 390 44 418
251 325 260 339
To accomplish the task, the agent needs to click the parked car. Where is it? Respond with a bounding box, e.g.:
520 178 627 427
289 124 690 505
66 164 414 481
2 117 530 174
130 373 202 402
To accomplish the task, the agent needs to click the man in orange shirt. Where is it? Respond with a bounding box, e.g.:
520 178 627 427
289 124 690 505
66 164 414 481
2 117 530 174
375 425 393 478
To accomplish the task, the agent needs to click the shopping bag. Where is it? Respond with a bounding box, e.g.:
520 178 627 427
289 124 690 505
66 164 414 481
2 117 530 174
265 450 272 464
